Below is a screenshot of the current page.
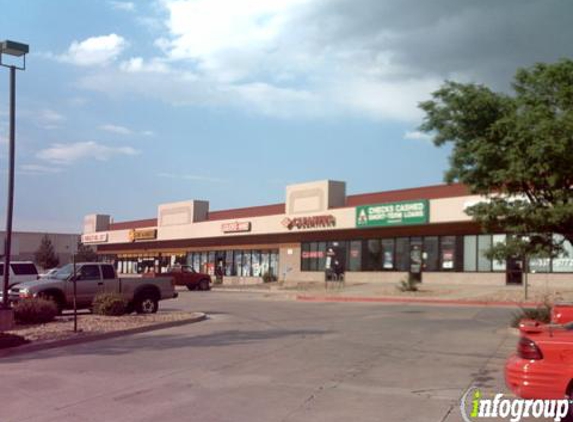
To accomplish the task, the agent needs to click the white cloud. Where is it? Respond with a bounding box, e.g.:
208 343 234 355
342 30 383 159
74 0 440 121
160 0 310 82
19 164 64 175
158 172 227 183
37 141 139 164
99 124 133 135
404 130 433 142
109 1 135 11
56 34 128 67
37 109 65 129
120 57 170 73
99 124 155 137
75 0 572 122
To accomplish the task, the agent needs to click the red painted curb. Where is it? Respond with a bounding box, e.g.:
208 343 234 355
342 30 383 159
296 295 540 308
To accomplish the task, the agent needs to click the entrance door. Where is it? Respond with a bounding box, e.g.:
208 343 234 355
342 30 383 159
506 257 523 285
410 237 423 282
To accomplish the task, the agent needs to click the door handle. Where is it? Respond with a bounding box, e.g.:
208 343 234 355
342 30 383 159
98 282 104 286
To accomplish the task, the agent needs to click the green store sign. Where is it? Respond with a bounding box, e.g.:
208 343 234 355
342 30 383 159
356 200 429 228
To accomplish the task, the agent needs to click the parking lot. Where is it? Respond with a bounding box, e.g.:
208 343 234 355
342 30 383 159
2 291 517 422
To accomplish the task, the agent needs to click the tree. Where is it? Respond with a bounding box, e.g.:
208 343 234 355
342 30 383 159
75 241 98 262
419 59 573 263
34 235 60 269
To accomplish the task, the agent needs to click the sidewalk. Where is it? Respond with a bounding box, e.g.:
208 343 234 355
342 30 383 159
213 281 573 307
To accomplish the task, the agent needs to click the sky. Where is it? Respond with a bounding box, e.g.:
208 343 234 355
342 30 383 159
0 0 571 233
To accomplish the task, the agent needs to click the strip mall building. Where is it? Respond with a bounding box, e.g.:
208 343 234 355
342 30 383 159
81 180 573 286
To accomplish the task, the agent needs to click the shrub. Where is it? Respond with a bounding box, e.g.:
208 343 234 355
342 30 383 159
262 271 277 283
397 274 419 292
13 298 58 325
511 305 552 328
92 293 128 316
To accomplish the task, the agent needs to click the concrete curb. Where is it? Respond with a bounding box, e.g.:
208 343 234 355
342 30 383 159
0 312 207 359
296 295 540 308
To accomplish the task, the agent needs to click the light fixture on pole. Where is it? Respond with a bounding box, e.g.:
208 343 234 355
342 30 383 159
1 40 28 312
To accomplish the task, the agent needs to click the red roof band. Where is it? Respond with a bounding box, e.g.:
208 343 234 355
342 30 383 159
108 183 469 231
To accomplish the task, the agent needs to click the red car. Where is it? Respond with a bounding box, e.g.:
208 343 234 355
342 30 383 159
162 265 212 291
505 320 573 417
553 303 573 325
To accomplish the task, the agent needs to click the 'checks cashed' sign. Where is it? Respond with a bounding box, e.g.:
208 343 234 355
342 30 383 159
356 200 429 227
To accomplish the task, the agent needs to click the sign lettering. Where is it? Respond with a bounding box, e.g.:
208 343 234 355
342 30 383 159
356 200 429 227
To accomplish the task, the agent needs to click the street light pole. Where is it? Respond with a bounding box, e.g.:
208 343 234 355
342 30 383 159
2 66 16 309
0 40 28 310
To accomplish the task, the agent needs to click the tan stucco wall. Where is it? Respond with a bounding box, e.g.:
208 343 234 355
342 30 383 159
429 195 482 224
86 193 489 247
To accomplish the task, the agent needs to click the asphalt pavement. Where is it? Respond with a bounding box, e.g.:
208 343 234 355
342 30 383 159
1 290 517 422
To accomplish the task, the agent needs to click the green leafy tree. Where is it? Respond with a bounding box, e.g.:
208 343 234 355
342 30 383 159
34 235 60 269
75 241 98 262
419 59 573 280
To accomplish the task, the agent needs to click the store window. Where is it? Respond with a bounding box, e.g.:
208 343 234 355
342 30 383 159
530 256 550 273
225 251 235 276
207 251 216 275
193 254 201 272
381 239 394 270
440 236 456 271
464 235 477 272
309 242 318 271
270 250 279 279
301 243 311 271
243 251 252 276
364 239 382 271
317 242 327 271
492 234 507 271
261 251 270 276
252 250 261 277
553 235 573 273
423 236 439 271
478 235 492 272
395 237 410 271
348 241 362 272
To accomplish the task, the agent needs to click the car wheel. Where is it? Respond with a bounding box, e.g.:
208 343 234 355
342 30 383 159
199 279 210 291
134 293 158 314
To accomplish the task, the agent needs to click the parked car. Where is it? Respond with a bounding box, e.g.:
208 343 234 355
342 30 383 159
505 320 573 420
161 265 211 291
552 302 573 325
0 261 39 287
1 262 178 314
39 268 58 279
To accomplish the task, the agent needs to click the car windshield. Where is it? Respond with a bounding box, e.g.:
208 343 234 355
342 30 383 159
51 264 76 280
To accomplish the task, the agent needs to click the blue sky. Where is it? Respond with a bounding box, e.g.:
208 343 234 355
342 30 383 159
0 0 571 233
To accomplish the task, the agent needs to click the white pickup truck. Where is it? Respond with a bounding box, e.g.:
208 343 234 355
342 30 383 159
2 262 178 314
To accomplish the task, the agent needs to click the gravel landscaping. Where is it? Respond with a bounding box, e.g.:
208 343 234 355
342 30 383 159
1 311 203 349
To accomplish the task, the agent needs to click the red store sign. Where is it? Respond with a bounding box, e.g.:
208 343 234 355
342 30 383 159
282 215 336 231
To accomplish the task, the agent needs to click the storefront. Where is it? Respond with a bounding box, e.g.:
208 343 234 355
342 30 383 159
81 180 573 286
